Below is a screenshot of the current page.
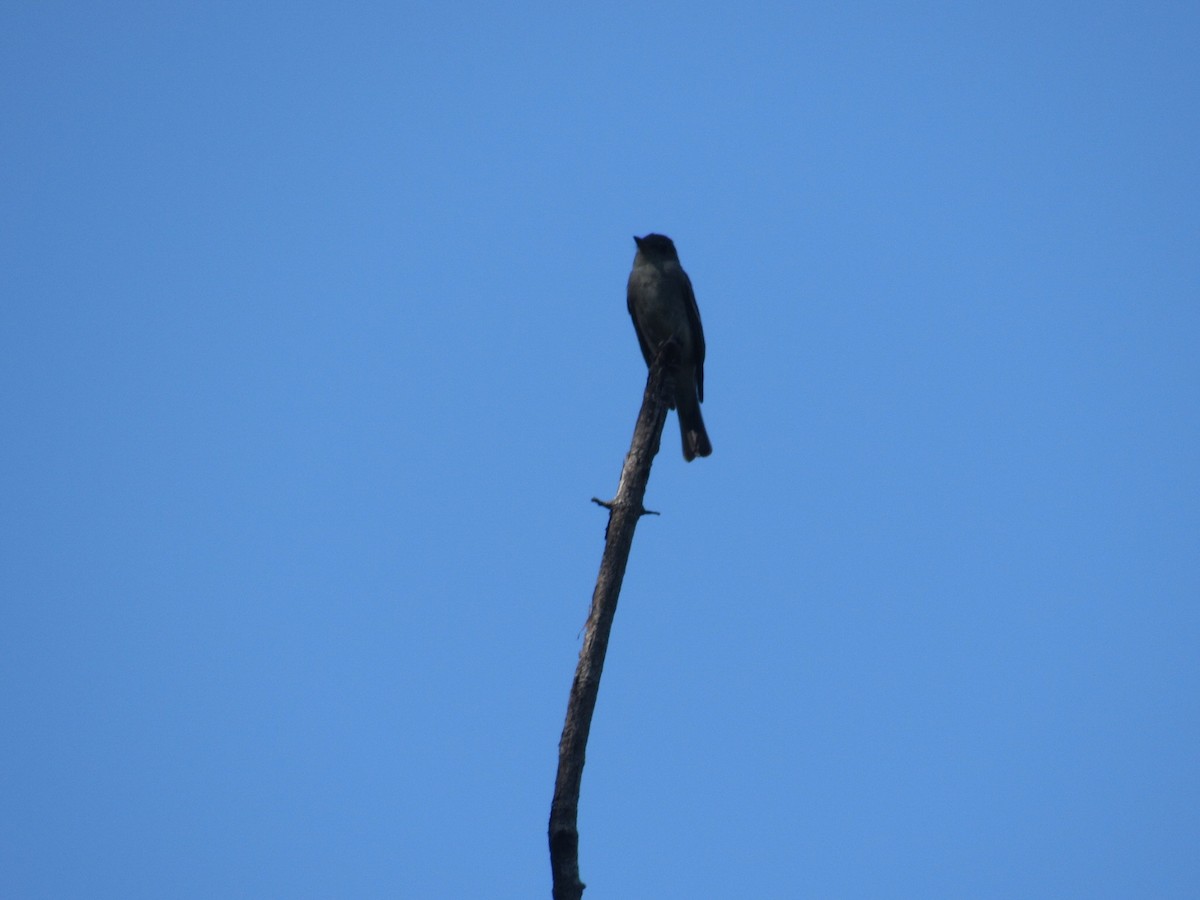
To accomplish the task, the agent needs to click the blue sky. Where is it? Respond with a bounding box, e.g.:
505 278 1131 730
2 3 1197 897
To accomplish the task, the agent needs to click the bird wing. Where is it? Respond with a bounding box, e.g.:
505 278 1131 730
682 270 705 403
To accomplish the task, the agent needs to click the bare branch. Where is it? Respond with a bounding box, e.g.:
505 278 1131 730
548 343 678 900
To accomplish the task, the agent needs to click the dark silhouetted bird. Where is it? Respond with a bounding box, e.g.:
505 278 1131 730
626 233 712 461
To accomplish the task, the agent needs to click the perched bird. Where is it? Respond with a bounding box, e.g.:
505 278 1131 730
626 233 712 461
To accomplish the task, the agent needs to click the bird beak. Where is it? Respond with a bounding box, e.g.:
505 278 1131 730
633 235 643 248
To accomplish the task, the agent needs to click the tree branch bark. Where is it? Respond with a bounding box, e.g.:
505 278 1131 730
548 344 677 900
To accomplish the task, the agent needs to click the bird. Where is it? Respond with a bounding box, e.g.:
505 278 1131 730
626 233 712 461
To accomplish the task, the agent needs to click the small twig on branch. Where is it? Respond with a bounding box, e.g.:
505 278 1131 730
548 342 678 900
590 497 660 516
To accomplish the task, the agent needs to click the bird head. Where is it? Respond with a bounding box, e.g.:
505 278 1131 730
633 233 679 260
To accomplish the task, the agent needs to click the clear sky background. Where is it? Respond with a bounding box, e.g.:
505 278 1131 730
2 3 1197 898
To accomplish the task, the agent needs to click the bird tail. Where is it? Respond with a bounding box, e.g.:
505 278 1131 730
676 389 712 462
